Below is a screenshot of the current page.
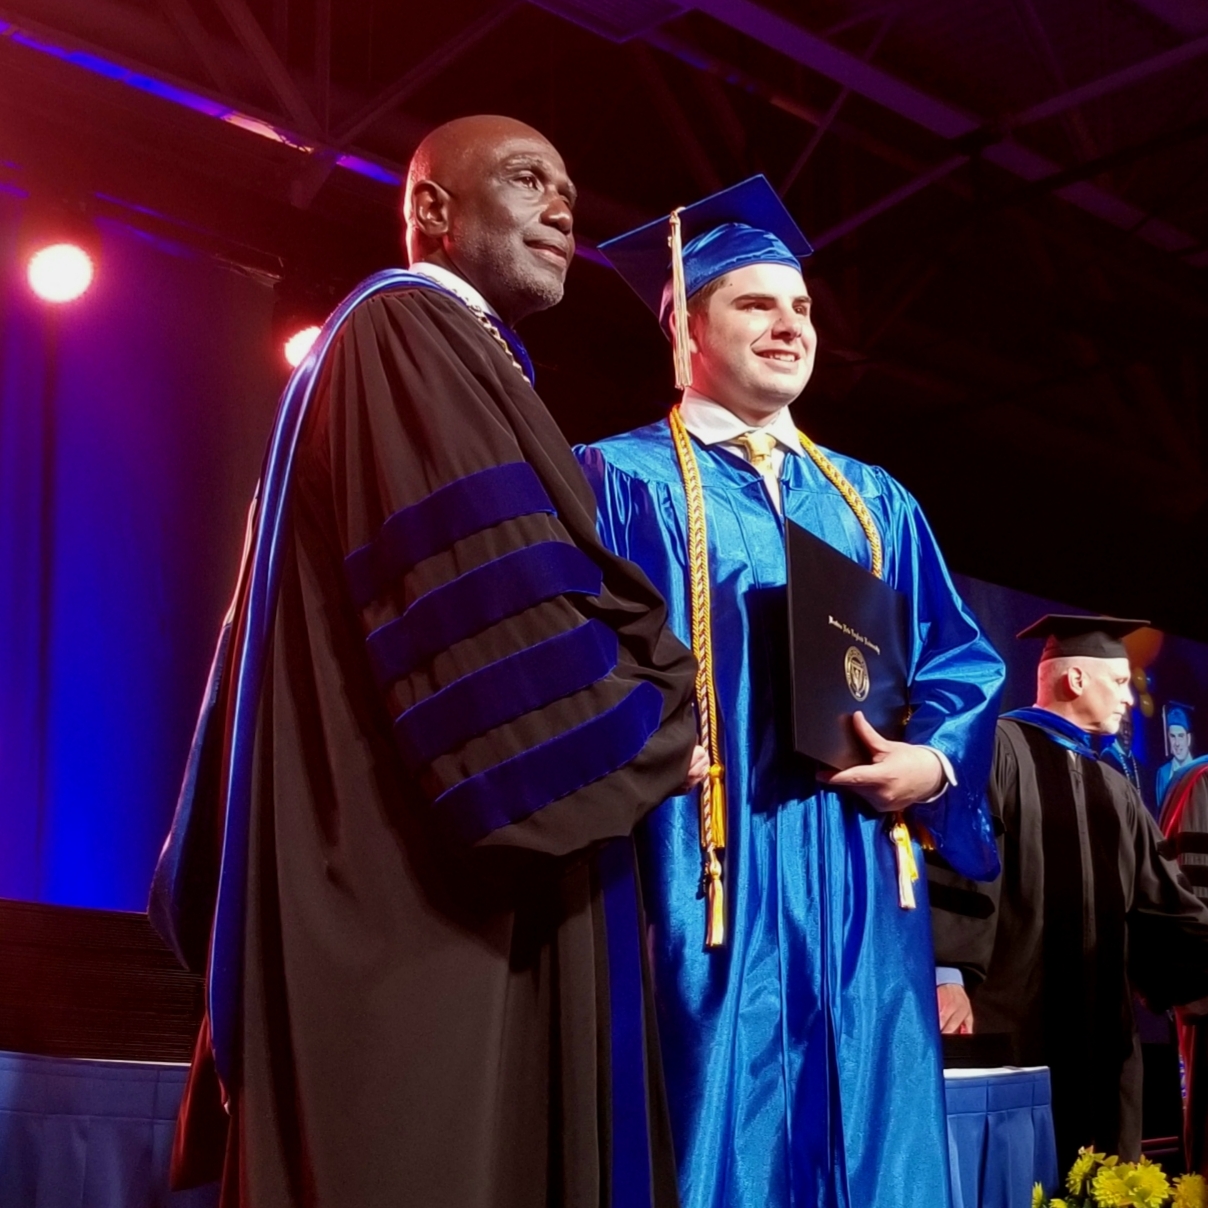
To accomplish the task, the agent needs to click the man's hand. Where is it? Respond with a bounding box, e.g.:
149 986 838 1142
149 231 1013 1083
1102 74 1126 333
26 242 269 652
679 745 710 794
938 983 974 1035
816 712 945 812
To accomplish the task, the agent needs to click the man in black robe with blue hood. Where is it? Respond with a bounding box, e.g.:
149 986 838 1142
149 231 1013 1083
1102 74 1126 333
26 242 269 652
930 614 1208 1170
149 114 701 1208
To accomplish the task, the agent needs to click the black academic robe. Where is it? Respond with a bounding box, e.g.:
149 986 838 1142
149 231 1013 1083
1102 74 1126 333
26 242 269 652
166 283 698 1207
1161 760 1208 1173
931 717 1208 1168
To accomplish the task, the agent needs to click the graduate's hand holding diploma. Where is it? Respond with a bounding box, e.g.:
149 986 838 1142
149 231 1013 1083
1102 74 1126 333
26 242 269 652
817 711 946 812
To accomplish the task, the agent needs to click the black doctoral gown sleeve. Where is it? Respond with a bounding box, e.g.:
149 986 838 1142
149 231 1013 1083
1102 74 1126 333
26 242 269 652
312 286 698 856
928 726 1011 985
1127 787 1208 1011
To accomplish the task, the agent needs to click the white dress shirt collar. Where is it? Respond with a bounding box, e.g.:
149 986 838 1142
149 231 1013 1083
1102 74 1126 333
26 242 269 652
406 261 498 318
677 388 803 455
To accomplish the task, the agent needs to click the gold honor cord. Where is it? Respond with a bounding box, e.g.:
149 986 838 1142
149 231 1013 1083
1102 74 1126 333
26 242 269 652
797 434 918 908
669 405 727 947
794 429 918 909
670 401 918 943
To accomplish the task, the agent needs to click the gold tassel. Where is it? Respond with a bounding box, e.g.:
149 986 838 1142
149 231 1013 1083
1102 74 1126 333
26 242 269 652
704 849 725 948
668 208 693 391
891 815 919 910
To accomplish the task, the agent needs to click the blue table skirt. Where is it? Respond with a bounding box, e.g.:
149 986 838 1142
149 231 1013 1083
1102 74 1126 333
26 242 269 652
0 1050 1056 1208
0 1050 218 1208
945 1067 1059 1208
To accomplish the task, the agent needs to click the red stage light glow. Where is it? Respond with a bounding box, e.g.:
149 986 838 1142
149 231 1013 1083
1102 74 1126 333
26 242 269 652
27 242 95 303
283 324 321 368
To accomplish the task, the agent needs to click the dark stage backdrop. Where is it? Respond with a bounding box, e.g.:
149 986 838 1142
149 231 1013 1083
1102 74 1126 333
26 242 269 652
0 190 280 910
3 211 1207 914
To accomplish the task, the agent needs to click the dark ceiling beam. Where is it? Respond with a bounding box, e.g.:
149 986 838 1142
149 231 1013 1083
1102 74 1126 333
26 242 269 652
157 0 235 94
314 0 331 134
211 0 320 135
682 0 1205 261
1124 0 1208 37
811 154 967 249
640 27 965 203
332 1 520 146
1002 29 1208 136
631 43 723 194
1008 0 1100 162
779 11 895 194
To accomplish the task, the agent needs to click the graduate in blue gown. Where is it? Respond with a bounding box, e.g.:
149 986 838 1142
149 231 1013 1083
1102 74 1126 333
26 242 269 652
575 178 1006 1208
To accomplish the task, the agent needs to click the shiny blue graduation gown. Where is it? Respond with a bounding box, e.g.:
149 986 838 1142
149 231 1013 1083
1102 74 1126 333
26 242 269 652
576 421 1005 1208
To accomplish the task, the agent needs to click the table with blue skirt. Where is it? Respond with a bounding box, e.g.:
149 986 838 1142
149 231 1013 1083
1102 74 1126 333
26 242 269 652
0 1049 1057 1208
0 1050 217 1208
945 1066 1059 1208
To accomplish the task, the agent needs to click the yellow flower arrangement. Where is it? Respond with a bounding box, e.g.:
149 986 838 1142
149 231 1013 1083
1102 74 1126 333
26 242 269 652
1090 1158 1170 1208
1032 1149 1200 1208
1173 1173 1208 1208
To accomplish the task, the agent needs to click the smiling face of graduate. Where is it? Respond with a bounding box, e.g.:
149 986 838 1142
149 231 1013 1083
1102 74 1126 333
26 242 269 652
1170 724 1192 761
684 262 816 425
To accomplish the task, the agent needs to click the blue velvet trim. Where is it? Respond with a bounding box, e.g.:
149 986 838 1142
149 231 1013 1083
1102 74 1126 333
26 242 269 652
367 542 602 687
205 269 461 1090
344 462 555 609
598 838 654 1208
436 680 663 844
1004 707 1098 759
394 620 619 768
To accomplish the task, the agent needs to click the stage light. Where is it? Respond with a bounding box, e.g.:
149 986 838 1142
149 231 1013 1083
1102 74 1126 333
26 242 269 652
284 324 321 367
27 242 95 303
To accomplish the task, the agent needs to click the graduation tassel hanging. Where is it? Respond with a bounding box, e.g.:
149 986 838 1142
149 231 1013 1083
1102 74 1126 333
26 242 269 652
668 208 693 392
890 817 919 910
669 403 726 948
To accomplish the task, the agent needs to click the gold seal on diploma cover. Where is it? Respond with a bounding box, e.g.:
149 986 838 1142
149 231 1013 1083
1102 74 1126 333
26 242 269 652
844 646 870 702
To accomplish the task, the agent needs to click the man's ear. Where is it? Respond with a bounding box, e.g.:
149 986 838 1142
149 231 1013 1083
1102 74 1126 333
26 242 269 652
684 308 701 356
1066 665 1086 698
409 180 452 238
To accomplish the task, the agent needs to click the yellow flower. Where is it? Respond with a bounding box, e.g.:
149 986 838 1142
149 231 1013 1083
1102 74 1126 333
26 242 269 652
1091 1158 1171 1208
1069 1149 1109 1195
1033 1185 1047 1208
1174 1172 1208 1208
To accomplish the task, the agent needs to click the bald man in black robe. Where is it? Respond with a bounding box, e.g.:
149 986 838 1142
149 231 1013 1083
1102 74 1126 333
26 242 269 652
151 116 700 1208
930 616 1208 1170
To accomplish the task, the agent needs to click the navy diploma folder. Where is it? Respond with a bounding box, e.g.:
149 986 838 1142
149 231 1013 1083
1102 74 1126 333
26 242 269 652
785 518 910 770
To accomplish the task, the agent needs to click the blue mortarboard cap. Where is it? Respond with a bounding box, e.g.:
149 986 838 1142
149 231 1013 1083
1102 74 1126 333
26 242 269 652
1168 706 1193 730
599 175 813 328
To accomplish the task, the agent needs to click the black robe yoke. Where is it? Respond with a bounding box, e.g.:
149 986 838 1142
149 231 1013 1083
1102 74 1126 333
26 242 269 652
931 717 1208 1167
174 285 697 1207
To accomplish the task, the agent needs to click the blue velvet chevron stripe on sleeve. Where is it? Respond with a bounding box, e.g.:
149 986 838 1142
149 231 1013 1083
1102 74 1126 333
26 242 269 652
393 619 619 768
365 541 603 686
434 681 664 844
344 462 556 609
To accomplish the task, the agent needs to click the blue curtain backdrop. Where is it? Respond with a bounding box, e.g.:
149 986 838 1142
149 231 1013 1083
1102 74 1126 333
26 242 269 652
0 188 280 910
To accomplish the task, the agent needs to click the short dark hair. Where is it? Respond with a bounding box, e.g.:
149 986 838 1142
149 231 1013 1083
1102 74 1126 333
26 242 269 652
686 273 729 320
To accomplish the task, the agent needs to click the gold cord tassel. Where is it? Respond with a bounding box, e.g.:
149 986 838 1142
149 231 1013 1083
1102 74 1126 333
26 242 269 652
668 209 693 392
670 405 725 947
797 425 919 905
890 817 919 910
